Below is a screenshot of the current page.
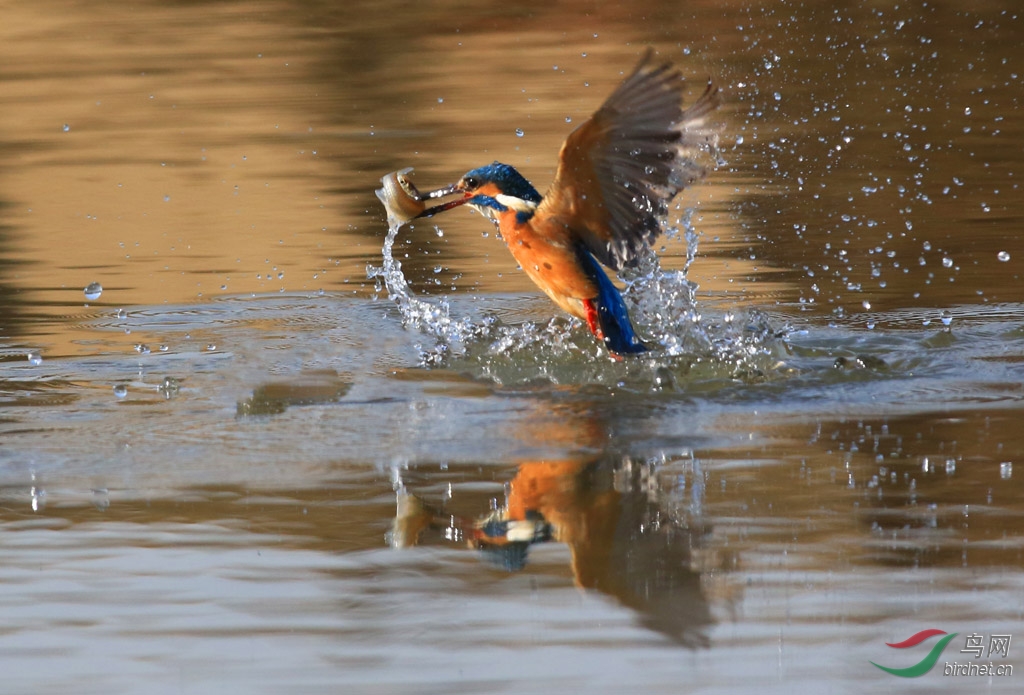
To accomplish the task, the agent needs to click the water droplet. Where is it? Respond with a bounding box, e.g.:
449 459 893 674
93 488 110 511
27 352 43 366
862 300 871 310
206 344 217 351
437 97 444 104
922 241 932 251
565 116 572 123
84 281 103 301
31 485 45 512
1000 462 1013 479
159 376 180 398
163 195 170 202
997 251 1010 262
514 128 524 137
942 257 953 268
134 344 150 354
113 384 128 398
940 310 953 327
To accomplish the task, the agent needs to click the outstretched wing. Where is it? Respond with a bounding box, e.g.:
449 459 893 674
538 48 722 270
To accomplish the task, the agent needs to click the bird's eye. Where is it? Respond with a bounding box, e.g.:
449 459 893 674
463 176 480 190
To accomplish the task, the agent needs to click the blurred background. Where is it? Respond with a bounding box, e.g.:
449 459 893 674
3 0 1020 355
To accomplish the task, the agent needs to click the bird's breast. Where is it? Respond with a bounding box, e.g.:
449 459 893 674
497 213 598 317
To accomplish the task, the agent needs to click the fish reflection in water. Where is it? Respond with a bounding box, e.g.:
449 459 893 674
392 454 718 648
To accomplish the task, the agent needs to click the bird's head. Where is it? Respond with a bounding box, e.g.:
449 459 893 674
409 162 542 223
454 162 542 221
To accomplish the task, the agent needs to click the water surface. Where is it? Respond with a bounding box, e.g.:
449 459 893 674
1 1 1023 693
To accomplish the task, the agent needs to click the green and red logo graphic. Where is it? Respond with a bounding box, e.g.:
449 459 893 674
871 629 959 677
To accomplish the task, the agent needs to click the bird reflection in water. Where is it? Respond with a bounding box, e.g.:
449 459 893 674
391 452 719 648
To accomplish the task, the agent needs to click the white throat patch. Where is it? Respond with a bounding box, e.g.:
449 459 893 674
494 194 539 214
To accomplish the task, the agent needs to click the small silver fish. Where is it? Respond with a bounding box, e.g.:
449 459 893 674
376 168 464 226
376 167 426 224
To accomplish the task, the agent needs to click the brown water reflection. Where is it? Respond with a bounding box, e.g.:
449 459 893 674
3 398 1021 690
4 0 1019 355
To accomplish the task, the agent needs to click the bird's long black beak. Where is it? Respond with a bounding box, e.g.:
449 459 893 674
423 182 460 199
414 182 469 218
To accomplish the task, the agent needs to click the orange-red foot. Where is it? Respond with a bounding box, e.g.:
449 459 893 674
583 299 623 360
582 298 605 341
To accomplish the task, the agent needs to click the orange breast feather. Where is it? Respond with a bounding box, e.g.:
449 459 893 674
497 212 597 320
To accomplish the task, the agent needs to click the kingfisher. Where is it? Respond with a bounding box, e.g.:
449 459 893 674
398 49 721 355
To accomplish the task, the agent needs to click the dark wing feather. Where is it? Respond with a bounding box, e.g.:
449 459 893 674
538 48 722 270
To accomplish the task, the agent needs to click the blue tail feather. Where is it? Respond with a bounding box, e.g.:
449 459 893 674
577 248 648 354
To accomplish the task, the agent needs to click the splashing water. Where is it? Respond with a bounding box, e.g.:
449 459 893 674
622 211 710 357
625 212 785 372
370 188 787 384
367 204 492 366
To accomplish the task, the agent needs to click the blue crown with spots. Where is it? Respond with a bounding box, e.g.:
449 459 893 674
464 162 542 204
